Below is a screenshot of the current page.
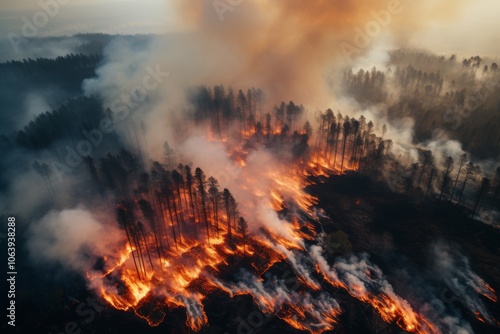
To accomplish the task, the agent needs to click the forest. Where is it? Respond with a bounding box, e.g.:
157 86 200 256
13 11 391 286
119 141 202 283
1 34 499 334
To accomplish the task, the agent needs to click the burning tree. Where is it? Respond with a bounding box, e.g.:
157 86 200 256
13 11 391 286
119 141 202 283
195 167 210 243
237 216 248 256
82 85 499 334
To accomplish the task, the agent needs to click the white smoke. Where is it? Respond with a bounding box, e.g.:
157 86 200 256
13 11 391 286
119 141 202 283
212 269 341 333
309 242 478 334
28 207 124 272
431 243 498 325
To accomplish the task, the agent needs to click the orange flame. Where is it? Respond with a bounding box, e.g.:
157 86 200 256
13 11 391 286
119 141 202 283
88 124 497 334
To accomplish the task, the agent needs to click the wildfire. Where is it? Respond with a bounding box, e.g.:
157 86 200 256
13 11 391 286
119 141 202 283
89 204 299 331
307 151 359 179
312 249 441 334
87 112 497 334
475 278 498 303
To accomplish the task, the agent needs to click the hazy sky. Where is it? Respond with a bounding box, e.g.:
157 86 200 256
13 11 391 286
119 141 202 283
407 0 500 57
0 0 499 57
0 0 170 35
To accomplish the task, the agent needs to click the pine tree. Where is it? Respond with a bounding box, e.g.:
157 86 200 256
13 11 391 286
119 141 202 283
195 167 210 243
138 199 164 268
116 203 142 279
450 154 467 202
223 188 233 239
238 217 248 257
208 177 220 237
472 178 490 219
458 162 475 205
340 118 352 173
438 157 454 202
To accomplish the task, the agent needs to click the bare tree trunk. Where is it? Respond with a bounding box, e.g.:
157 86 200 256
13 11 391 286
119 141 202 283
450 160 465 202
340 134 349 173
139 226 155 270
132 226 147 277
425 169 436 199
125 226 142 280
458 172 472 205
165 198 178 251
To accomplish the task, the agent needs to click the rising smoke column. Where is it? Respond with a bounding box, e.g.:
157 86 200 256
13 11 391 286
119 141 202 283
170 0 468 107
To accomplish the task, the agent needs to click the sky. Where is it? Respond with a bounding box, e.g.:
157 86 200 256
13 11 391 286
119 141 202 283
0 0 171 36
405 0 500 57
0 0 499 57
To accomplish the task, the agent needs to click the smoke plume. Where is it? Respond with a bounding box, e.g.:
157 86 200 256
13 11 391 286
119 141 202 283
171 0 468 106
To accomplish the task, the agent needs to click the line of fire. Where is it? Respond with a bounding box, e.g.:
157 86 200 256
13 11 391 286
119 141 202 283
76 85 499 334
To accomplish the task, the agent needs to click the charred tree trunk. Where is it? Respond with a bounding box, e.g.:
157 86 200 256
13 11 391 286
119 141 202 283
125 225 142 280
472 178 490 219
425 168 436 199
138 222 155 271
450 154 466 202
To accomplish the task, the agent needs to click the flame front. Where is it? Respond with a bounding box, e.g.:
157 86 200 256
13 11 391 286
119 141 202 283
86 108 497 333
